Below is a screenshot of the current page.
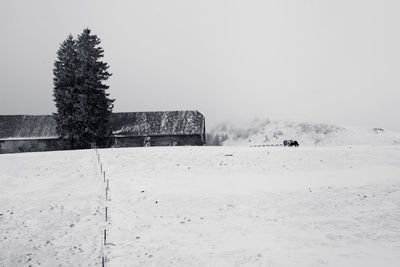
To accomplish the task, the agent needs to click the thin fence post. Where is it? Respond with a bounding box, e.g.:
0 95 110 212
99 150 109 266
107 179 109 190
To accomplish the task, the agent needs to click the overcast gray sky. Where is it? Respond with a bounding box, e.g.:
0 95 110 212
0 0 399 130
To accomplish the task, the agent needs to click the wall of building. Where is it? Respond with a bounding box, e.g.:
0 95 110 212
0 139 67 154
0 135 204 154
113 135 204 148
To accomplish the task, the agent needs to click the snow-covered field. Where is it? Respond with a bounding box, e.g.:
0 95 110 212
1 145 400 266
0 151 105 266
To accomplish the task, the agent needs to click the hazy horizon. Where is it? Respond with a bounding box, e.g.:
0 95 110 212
1 0 399 131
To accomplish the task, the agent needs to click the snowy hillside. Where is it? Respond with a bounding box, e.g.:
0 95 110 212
1 146 400 266
207 119 400 146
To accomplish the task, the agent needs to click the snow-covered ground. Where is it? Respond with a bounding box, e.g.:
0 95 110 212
1 145 400 266
0 150 105 266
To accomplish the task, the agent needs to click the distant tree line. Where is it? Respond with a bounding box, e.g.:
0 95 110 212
53 28 114 149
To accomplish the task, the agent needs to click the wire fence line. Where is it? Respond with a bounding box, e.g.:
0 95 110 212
95 148 111 267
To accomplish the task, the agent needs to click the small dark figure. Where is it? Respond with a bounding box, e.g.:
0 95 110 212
283 140 289 146
143 136 151 147
283 140 290 147
291 140 299 147
283 140 299 147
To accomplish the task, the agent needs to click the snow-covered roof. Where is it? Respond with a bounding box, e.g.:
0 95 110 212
110 111 205 136
0 111 205 139
0 115 58 139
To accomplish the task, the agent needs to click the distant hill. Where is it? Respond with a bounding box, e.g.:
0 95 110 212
207 118 400 146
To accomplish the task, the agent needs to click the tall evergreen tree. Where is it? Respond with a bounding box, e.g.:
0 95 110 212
75 28 114 148
53 29 114 149
53 35 81 149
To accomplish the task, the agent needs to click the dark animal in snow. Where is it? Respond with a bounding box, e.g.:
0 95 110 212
283 140 299 147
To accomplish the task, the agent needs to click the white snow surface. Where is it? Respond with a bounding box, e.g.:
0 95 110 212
0 150 104 266
1 145 400 266
208 119 400 146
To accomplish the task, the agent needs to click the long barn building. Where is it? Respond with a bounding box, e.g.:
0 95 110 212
0 110 206 154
